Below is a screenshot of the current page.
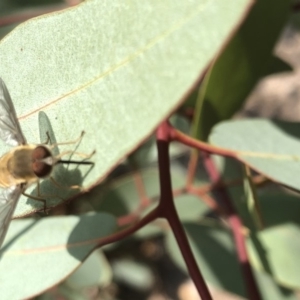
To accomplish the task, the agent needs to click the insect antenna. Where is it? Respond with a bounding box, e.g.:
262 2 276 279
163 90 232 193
57 159 94 165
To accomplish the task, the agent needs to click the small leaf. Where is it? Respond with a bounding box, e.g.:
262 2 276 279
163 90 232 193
166 222 298 299
166 222 246 296
246 191 300 290
209 119 300 191
64 249 112 289
248 223 300 289
0 212 117 300
112 258 154 291
252 271 298 300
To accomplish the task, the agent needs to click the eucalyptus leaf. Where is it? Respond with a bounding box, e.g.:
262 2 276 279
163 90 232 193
111 258 154 291
0 0 252 216
166 222 298 299
0 212 116 300
246 193 300 290
64 249 112 289
166 222 246 296
209 119 300 191
248 223 300 290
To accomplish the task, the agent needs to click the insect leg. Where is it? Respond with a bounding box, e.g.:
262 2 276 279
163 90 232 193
49 176 83 191
48 131 85 149
22 182 65 213
22 193 47 213
56 149 96 160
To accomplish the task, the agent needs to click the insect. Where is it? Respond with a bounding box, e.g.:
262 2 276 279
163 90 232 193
0 77 94 249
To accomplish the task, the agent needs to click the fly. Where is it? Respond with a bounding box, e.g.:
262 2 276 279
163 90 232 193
0 77 94 249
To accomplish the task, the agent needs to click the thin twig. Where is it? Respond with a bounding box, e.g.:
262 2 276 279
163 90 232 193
186 150 199 187
170 125 237 158
99 206 159 246
202 152 261 300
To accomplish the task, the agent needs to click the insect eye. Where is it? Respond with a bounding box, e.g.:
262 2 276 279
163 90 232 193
32 146 52 178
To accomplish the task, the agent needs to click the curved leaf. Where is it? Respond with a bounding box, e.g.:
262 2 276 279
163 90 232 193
0 0 252 215
64 249 112 289
209 119 300 191
166 222 298 299
0 212 116 299
248 223 300 290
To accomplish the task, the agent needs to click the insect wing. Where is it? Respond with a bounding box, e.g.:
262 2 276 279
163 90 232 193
0 186 22 249
0 77 26 146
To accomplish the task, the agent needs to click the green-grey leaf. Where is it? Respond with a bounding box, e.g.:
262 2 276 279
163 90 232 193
166 222 246 296
209 119 300 191
166 222 298 299
0 212 116 300
0 0 251 216
246 193 300 290
111 259 154 291
248 223 300 289
64 249 112 289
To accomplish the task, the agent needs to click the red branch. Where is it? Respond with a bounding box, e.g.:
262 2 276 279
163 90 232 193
170 126 237 159
99 206 159 246
163 121 261 299
97 120 262 300
202 152 261 300
186 150 199 187
156 121 212 300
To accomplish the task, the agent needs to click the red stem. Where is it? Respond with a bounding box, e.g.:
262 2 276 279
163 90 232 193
186 150 199 187
170 126 237 159
156 121 212 300
99 206 159 246
97 120 261 300
202 152 261 300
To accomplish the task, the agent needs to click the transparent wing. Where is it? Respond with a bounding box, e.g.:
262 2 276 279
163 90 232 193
0 77 26 146
0 186 22 249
